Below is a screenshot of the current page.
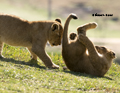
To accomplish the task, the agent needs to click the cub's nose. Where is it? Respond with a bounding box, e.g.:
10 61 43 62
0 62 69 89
52 43 55 45
59 42 61 45
113 52 115 56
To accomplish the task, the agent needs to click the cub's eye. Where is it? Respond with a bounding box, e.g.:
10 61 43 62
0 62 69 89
112 52 115 56
101 47 106 50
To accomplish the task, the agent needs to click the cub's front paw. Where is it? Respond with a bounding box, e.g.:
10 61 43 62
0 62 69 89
48 64 59 69
0 55 5 59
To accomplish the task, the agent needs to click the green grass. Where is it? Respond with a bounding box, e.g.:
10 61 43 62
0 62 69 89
0 44 120 93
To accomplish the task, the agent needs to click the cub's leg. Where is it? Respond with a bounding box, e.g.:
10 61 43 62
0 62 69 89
77 22 97 35
32 44 59 69
27 48 38 65
0 40 4 58
79 35 110 77
27 48 37 60
78 34 99 61
77 27 86 35
78 34 105 72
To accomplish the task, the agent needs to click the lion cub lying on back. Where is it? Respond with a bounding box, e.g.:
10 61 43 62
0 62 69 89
0 14 63 69
62 14 116 77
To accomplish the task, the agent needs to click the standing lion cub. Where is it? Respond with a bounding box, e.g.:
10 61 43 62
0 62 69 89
0 13 63 69
62 13 116 77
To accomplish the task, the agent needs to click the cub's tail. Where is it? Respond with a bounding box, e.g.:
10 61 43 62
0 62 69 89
69 13 78 20
63 13 78 46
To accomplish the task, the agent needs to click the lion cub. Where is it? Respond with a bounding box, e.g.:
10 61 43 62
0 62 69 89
0 14 63 69
62 13 115 77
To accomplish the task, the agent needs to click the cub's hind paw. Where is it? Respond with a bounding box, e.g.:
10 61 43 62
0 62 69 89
27 59 38 66
69 33 77 40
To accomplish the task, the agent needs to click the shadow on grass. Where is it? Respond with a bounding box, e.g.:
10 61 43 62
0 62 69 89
0 57 46 69
63 70 113 80
0 57 114 80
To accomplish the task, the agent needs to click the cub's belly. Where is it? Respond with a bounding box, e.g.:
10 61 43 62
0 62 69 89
0 36 32 47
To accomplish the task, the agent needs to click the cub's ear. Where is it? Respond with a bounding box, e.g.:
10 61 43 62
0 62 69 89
55 18 61 23
51 23 59 31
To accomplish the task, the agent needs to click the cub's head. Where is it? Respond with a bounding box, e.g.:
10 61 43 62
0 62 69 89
48 18 63 46
69 33 77 40
95 46 116 59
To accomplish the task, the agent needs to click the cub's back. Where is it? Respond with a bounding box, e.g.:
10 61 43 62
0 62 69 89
0 14 29 31
0 14 31 47
0 14 27 22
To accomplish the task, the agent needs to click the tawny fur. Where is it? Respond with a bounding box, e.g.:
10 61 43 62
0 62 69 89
0 14 63 69
62 13 116 77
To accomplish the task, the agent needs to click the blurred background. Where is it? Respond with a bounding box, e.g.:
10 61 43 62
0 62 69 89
0 0 120 64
